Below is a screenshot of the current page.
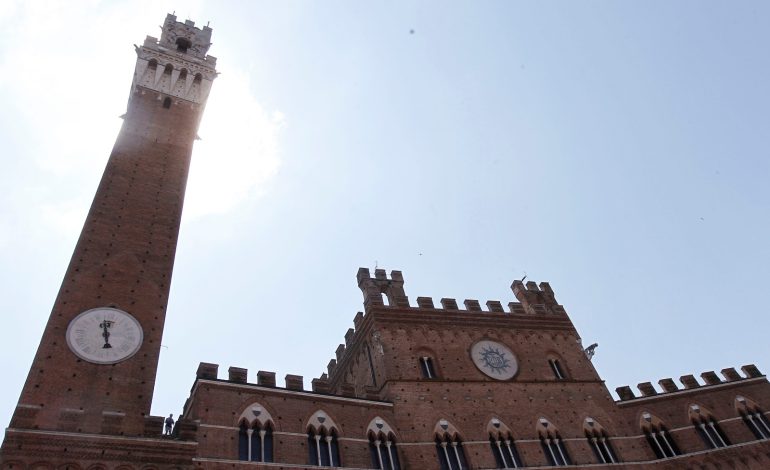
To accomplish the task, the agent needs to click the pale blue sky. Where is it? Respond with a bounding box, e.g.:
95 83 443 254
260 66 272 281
0 1 768 429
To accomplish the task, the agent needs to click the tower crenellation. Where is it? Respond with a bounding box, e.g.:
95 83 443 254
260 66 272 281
512 278 565 315
357 266 568 316
356 267 409 309
158 15 213 60
132 14 216 105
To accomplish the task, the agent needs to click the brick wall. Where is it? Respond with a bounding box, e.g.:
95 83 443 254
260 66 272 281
11 88 202 437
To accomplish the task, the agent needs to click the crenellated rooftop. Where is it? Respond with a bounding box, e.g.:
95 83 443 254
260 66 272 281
187 362 386 404
356 267 566 316
615 364 765 402
193 268 574 401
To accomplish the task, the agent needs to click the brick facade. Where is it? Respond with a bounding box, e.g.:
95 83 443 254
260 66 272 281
177 270 770 469
2 13 770 470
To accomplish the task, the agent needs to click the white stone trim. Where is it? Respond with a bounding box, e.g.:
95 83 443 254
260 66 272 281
194 457 371 469
200 423 238 431
200 411 770 444
5 428 197 446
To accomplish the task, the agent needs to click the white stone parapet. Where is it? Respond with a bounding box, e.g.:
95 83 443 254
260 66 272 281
130 14 217 105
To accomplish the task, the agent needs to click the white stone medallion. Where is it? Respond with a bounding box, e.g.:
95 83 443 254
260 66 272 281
470 340 518 380
66 307 143 364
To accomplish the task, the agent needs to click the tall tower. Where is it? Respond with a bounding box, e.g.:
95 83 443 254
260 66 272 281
7 14 216 437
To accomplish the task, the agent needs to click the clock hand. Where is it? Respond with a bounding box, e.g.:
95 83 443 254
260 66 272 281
100 320 113 349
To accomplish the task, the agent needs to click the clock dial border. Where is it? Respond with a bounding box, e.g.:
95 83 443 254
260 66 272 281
470 339 519 381
65 307 144 365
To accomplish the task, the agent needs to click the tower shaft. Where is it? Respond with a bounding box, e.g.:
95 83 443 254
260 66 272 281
10 14 216 436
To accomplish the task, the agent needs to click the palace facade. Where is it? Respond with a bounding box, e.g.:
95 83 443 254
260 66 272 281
2 14 769 470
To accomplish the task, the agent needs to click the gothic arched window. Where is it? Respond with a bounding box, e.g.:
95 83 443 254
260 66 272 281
641 412 680 458
308 428 340 467
689 404 729 449
369 433 400 470
434 420 468 470
584 417 618 464
435 435 468 470
238 420 273 462
307 410 341 467
367 418 400 470
487 418 522 468
537 418 571 466
736 396 770 440
236 403 274 463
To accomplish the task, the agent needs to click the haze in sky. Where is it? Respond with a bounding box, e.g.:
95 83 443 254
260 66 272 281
0 0 768 429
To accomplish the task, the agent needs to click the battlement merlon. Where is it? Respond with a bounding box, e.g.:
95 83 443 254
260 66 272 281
511 279 565 315
357 268 409 310
160 14 213 61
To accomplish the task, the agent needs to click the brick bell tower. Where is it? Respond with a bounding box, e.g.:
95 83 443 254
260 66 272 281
6 14 216 438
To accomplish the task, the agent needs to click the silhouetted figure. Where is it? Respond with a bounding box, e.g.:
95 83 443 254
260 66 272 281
165 413 175 436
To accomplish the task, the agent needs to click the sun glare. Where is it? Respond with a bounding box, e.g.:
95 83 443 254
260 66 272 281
0 1 282 232
185 69 284 221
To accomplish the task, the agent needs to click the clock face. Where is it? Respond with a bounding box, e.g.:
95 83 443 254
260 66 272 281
65 307 143 364
470 340 518 380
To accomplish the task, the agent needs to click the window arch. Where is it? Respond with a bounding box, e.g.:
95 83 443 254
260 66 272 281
689 404 729 449
487 418 522 468
420 356 437 379
640 412 680 458
584 417 618 464
537 418 571 466
417 347 440 379
367 417 400 470
236 403 274 462
434 420 468 470
162 97 172 109
736 395 770 440
307 410 341 467
547 355 567 380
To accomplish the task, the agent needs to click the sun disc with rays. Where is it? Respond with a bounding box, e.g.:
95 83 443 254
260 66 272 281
470 340 518 380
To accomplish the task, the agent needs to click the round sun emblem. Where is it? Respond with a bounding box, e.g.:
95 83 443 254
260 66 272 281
470 340 518 380
480 346 510 371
